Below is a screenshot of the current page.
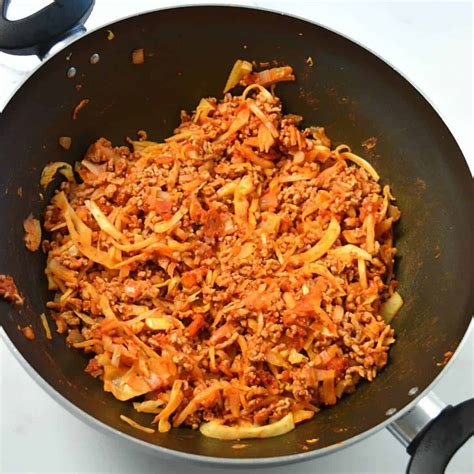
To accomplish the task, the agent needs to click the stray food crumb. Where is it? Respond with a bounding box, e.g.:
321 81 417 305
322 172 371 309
17 187 23 197
298 32 303 36
41 240 50 253
0 274 24 305
306 438 319 444
243 45 247 49
259 61 270 68
72 98 90 120
434 244 441 259
137 130 148 141
75 84 82 92
334 427 348 433
437 351 453 367
66 53 72 61
107 30 115 40
232 443 248 449
132 48 144 64
23 214 42 252
362 137 377 152
306 56 314 67
58 136 72 150
21 325 35 340
302 445 309 451
415 177 427 192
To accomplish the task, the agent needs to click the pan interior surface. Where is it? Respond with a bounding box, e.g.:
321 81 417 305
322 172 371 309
0 6 472 461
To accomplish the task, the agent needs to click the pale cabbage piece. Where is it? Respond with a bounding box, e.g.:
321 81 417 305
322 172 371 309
133 399 165 414
223 59 253 93
233 175 254 226
380 292 404 323
40 162 74 189
290 217 341 266
56 193 118 269
292 409 315 424
193 98 216 123
120 415 155 434
81 159 106 177
216 181 238 198
258 123 274 152
47 258 77 283
248 100 279 138
300 263 345 294
288 349 306 365
358 258 368 289
39 313 52 340
157 380 184 433
86 200 126 242
132 140 162 152
73 310 96 325
241 83 274 101
103 365 150 401
111 234 160 252
329 244 372 262
200 413 295 440
216 107 250 143
145 317 171 331
340 151 380 182
154 207 187 234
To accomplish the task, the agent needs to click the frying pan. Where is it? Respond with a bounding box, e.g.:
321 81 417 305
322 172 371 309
0 1 472 472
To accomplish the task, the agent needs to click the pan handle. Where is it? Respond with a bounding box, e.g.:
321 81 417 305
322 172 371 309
0 0 94 58
388 393 474 473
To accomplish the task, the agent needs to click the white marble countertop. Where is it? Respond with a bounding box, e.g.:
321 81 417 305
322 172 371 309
0 1 472 473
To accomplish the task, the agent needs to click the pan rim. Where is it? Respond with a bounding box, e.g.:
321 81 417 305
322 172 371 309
1 2 472 466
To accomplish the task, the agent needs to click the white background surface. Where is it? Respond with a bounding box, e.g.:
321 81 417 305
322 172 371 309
0 1 472 473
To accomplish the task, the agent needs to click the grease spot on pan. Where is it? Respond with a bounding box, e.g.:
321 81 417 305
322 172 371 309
67 67 77 79
90 53 100 65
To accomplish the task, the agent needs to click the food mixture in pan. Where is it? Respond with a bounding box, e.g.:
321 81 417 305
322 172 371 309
36 61 403 439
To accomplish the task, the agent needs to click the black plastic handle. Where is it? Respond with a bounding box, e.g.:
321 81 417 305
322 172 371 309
0 0 94 57
407 399 474 473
